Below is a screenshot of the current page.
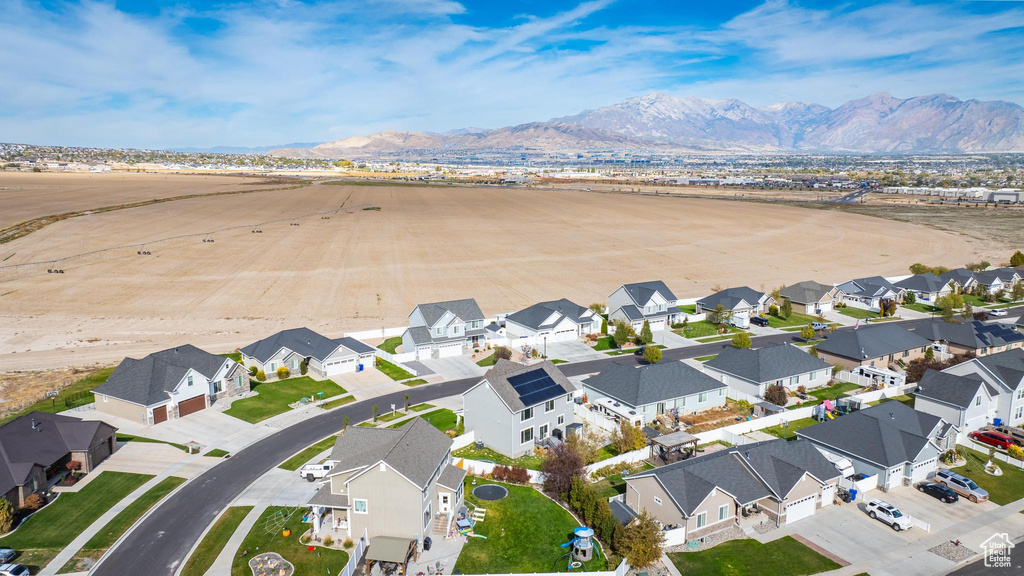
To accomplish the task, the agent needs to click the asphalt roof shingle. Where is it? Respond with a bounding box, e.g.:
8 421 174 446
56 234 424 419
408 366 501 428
506 298 592 331
583 361 726 408
94 344 229 406
697 286 767 311
916 370 988 410
414 298 485 327
704 343 831 384
815 323 931 361
895 273 952 293
240 327 372 363
973 348 1024 391
476 360 575 412
621 281 678 306
779 281 837 305
326 417 452 489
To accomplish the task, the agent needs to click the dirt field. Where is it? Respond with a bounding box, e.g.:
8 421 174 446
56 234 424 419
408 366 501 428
0 175 997 374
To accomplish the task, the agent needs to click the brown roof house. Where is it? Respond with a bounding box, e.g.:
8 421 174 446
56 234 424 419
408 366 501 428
0 412 117 507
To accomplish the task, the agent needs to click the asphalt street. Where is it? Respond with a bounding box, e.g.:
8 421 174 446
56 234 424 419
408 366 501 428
94 307 1023 575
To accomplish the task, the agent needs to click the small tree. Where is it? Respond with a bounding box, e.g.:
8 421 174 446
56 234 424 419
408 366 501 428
904 291 916 305
299 359 309 375
66 460 82 473
494 346 513 361
276 366 290 379
255 370 266 382
610 420 649 454
768 304 779 316
588 303 605 315
924 346 935 361
639 320 653 345
800 325 815 341
612 320 634 348
541 441 585 498
0 498 13 534
731 332 751 349
709 304 729 325
1010 250 1024 267
600 317 608 335
780 298 792 319
642 345 662 364
937 296 957 323
22 493 44 511
763 384 788 407
617 511 665 568
372 405 380 421
520 342 533 359
343 416 350 431
961 300 973 321
1012 281 1024 303
404 393 410 411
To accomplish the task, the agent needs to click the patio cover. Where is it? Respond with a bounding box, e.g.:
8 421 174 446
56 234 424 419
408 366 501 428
365 536 417 564
651 430 699 450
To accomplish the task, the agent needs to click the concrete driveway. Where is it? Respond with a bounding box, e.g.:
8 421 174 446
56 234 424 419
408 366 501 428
419 356 487 380
82 404 276 453
881 483 999 532
545 340 607 362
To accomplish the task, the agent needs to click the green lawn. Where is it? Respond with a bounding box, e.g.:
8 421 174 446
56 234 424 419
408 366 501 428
696 333 751 343
181 506 254 576
376 358 415 380
58 476 186 573
387 408 462 434
376 409 406 422
694 354 718 362
220 352 242 362
591 443 621 464
668 536 840 576
116 433 188 452
453 445 546 470
954 447 1024 505
678 320 739 339
231 507 348 576
454 480 607 574
765 311 822 329
321 395 355 410
592 462 655 499
410 403 435 412
904 302 940 313
867 393 916 407
0 366 116 424
786 382 862 410
403 378 428 386
279 435 339 471
476 353 498 367
204 448 230 458
763 417 821 440
987 301 1023 310
593 336 616 351
836 307 879 320
0 472 153 572
678 304 697 314
605 345 665 356
356 421 377 428
550 359 568 364
378 337 402 353
224 377 346 423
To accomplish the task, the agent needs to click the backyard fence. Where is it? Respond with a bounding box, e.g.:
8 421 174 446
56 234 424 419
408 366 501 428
376 349 420 370
451 431 476 451
339 528 369 576
457 458 545 484
959 438 1024 470
343 326 406 340
467 558 629 576
585 446 652 476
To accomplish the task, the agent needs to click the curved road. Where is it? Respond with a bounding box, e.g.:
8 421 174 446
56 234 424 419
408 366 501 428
94 308 1023 575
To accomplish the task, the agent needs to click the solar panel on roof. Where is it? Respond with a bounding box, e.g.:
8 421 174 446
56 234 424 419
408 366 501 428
508 369 564 407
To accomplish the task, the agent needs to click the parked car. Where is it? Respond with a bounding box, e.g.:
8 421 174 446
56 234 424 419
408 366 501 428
0 564 29 576
970 430 1014 450
811 322 829 331
866 499 913 531
989 309 1008 317
298 462 333 482
934 469 989 502
916 481 959 504
991 425 1024 447
750 316 770 327
0 552 13 565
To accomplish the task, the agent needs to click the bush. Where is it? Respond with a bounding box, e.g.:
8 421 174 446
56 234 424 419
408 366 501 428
639 320 653 345
507 466 530 484
768 304 779 316
542 442 585 498
300 534 311 544
323 535 334 547
780 298 792 319
642 346 662 364
300 360 308 375
66 460 82 472
276 366 291 379
611 321 634 348
494 346 513 361
904 291 916 305
796 385 806 395
1009 445 1024 461
0 498 13 534
343 537 355 549
800 325 815 341
22 493 44 511
248 366 258 377
731 332 751 349
763 384 788 407
255 370 266 382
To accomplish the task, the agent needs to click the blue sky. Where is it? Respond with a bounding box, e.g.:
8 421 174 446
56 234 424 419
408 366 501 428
1 0 1023 148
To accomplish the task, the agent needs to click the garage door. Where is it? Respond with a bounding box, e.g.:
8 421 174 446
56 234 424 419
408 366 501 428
325 358 355 376
820 484 836 507
552 329 576 342
152 405 168 424
648 319 666 331
90 437 113 466
177 395 206 418
785 494 817 524
417 347 431 361
818 301 833 312
438 343 462 358
909 457 936 483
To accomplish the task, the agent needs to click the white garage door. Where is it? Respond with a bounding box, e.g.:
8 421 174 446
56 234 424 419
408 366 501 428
325 358 355 376
785 494 817 524
552 329 576 342
648 319 666 331
438 342 462 358
910 457 937 483
417 346 432 361
820 484 835 507
818 301 833 312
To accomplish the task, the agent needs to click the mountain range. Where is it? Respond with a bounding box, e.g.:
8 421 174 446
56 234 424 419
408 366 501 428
269 92 1024 157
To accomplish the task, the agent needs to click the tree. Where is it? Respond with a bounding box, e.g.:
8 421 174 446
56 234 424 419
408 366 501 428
617 511 666 568
372 405 380 421
610 420 648 454
519 342 533 359
343 416 350 431
1013 281 1024 303
612 320 634 348
639 320 653 345
1010 250 1024 267
600 318 608 335
730 332 752 349
924 346 934 361
494 346 513 361
961 300 973 321
299 359 309 375
404 393 410 411
709 304 729 325
0 498 12 534
780 298 792 319
965 261 990 272
566 423 601 465
800 325 815 341
588 303 605 315
642 345 662 364
938 297 956 322
887 299 897 317
768 304 779 317
904 291 916 305
541 441 585 498
763 384 788 407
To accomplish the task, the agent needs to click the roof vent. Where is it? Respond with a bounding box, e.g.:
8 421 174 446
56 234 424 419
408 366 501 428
890 412 895 420
860 348 866 358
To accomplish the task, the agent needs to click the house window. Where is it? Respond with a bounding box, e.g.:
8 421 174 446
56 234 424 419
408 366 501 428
545 399 555 413
903 350 910 358
790 376 798 386
656 402 665 414
976 396 982 407
566 393 572 403
539 424 549 439
698 392 709 403
521 407 533 421
435 327 443 336
653 497 662 505
187 375 193 386
718 389 724 397
102 395 108 403
1017 389 1024 400
810 371 817 381
271 363 277 371
695 512 707 529
213 380 222 394
521 428 534 444
557 414 564 426
424 504 432 529
236 374 244 388
354 499 368 514
719 504 729 521
292 359 299 369
1015 406 1023 420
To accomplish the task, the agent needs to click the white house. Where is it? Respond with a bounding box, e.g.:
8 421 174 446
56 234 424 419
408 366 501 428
913 370 998 440
505 298 601 344
779 281 844 315
608 281 681 332
241 327 376 379
895 273 954 303
941 348 1024 428
836 276 904 310
402 298 487 360
695 286 775 325
703 343 832 403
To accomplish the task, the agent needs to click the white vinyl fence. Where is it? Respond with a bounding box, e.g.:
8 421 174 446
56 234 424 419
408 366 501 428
376 349 419 370
585 446 652 476
451 431 476 451
343 326 406 340
457 458 545 484
959 438 1024 470
339 528 369 576
468 559 629 576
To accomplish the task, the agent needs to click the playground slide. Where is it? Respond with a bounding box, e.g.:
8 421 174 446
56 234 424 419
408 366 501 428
826 412 835 420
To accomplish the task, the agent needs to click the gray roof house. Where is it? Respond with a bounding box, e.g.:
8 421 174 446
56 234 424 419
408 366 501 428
403 298 487 360
797 401 955 490
916 319 1024 357
505 298 601 343
622 439 840 541
703 343 832 403
939 268 978 293
815 324 931 370
307 417 465 540
942 348 1024 429
779 281 844 315
836 276 904 308
241 327 376 379
463 360 576 457
696 286 775 317
608 281 682 332
973 269 1020 294
95 344 249 426
895 273 954 303
0 412 118 506
914 370 998 436
582 361 727 424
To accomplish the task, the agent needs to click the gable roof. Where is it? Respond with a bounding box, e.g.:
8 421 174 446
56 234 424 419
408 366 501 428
911 319 1024 351
895 273 952 293
797 401 944 467
620 281 677 306
939 268 977 287
414 298 485 327
582 361 726 408
474 360 575 412
975 269 1010 286
94 344 229 406
916 370 988 410
779 281 838 305
0 412 117 497
972 348 1024 391
704 343 831 384
506 298 592 331
815 323 931 361
838 276 902 299
697 286 767 311
326 417 452 489
240 327 372 363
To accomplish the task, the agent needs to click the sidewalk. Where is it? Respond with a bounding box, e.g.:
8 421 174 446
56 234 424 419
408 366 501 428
204 504 268 576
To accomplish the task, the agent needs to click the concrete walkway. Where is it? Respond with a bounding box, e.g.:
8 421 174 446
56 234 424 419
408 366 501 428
204 504 268 576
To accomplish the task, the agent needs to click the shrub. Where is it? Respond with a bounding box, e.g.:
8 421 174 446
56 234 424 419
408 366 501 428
924 346 934 360
248 366 258 377
255 370 266 382
22 493 44 511
796 385 806 395
611 321 634 348
276 366 290 379
494 346 513 361
542 442 585 498
344 537 354 549
763 384 788 407
66 460 82 472
904 291 916 305
601 318 608 335
506 466 530 484
780 298 792 319
639 320 653 345
299 360 308 375
731 332 751 349
768 304 779 316
617 511 665 568
1009 445 1024 461
323 535 334 547
642 346 662 364
800 325 815 340
0 498 13 534
300 534 311 544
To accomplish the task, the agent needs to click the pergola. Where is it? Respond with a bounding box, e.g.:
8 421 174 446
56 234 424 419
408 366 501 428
364 536 417 576
651 430 699 464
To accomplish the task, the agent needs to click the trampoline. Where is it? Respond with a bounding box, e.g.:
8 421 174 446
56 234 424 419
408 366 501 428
473 484 509 501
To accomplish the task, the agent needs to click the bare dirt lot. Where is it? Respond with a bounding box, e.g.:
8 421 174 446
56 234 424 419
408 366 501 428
0 174 998 375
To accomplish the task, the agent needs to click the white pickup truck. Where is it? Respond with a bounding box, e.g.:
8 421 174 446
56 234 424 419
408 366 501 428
298 462 333 482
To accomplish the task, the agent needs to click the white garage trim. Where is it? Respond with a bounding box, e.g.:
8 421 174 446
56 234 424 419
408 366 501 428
785 494 817 523
909 457 937 483
820 484 835 507
437 342 462 358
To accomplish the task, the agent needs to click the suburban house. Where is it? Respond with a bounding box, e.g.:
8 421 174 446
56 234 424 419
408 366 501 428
815 324 931 370
695 287 775 324
0 412 117 507
940 268 978 294
797 401 955 490
703 343 833 402
622 439 840 542
942 348 1024 428
402 298 487 360
607 281 681 332
462 360 575 458
241 327 376 379
94 344 250 425
306 418 465 541
779 281 844 315
836 276 904 309
913 370 998 439
582 361 727 425
973 268 1020 294
895 273 954 303
505 298 601 343
916 319 1024 357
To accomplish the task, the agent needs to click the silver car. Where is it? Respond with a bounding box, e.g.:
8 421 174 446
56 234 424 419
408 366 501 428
934 469 989 502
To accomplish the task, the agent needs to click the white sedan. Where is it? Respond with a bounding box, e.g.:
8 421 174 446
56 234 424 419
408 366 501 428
866 499 913 531
989 309 1008 317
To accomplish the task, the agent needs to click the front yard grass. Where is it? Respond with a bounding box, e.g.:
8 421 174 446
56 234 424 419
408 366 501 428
453 445 546 470
696 332 750 343
58 476 186 574
954 446 1024 505
116 433 188 452
454 480 607 574
402 378 428 386
904 302 940 313
387 408 462 434
593 336 616 351
204 448 230 458
765 311 822 329
0 366 115 424
320 395 355 410
763 416 821 440
0 472 153 572
231 506 348 576
378 336 402 353
181 506 254 576
476 352 498 367
410 403 435 411
677 320 739 339
376 409 406 422
836 307 879 320
279 435 339 471
786 382 863 410
376 358 415 380
224 377 346 423
694 354 718 362
667 535 840 576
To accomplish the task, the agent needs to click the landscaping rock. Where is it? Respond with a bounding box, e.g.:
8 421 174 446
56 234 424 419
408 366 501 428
753 520 777 535
928 541 978 563
666 525 744 553
249 552 294 576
